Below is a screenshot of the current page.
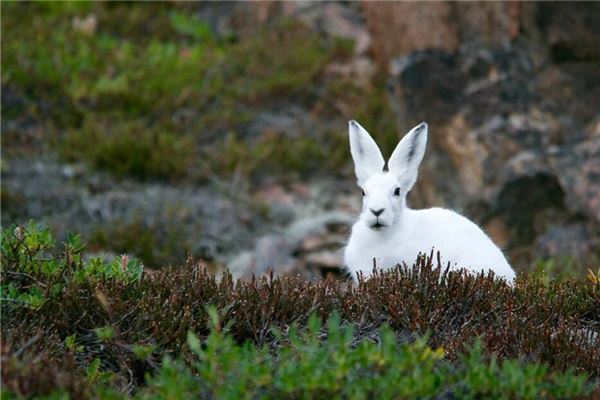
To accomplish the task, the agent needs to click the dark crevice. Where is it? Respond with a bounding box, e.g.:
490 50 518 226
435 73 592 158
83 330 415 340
496 173 565 246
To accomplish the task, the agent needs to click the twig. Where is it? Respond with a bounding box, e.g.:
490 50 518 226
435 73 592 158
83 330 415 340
0 297 28 305
4 271 47 288
13 333 42 358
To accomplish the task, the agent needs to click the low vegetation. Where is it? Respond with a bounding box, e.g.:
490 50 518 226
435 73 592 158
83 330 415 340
2 2 364 181
2 222 599 398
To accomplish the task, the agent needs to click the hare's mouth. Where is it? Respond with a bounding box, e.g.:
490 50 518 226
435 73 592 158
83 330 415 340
370 222 387 230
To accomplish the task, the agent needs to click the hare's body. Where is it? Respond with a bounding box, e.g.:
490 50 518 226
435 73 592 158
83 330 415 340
344 120 515 282
345 207 515 280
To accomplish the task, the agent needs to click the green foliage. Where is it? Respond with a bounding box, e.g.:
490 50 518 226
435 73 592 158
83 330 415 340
1 221 56 276
152 311 591 400
169 11 215 42
2 223 600 399
2 3 350 181
459 341 590 399
60 116 194 180
65 334 84 353
14 311 592 399
131 344 155 361
94 326 116 342
212 130 347 179
1 222 143 309
88 217 191 268
1 283 46 310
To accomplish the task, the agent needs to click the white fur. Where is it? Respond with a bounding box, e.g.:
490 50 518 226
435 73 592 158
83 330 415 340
344 120 515 282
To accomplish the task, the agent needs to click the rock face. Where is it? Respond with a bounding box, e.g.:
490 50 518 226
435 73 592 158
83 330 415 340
538 2 600 63
363 2 459 67
289 0 599 270
535 223 600 268
362 2 532 68
386 43 600 268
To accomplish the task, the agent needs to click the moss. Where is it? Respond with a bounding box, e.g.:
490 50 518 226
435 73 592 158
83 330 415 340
89 220 155 265
533 257 591 280
2 5 341 116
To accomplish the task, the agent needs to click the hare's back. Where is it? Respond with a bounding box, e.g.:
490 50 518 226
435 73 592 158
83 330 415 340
411 206 489 235
408 208 514 279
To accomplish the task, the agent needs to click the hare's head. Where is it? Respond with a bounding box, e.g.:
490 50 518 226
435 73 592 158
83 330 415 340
349 120 427 231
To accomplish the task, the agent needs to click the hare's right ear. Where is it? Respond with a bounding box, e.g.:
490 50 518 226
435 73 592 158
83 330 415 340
388 122 428 193
349 120 384 186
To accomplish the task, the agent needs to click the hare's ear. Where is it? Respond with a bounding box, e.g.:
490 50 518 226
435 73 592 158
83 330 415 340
349 120 385 186
388 122 428 193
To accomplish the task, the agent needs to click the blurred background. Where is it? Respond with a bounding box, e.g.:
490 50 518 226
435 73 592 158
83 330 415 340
2 1 599 279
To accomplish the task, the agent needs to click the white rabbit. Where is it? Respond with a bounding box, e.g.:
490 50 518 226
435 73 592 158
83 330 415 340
343 120 516 282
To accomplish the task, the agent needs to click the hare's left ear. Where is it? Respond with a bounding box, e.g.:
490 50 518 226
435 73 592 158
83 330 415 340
388 122 428 193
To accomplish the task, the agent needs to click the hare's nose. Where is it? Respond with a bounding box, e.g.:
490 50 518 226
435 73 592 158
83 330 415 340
370 208 385 217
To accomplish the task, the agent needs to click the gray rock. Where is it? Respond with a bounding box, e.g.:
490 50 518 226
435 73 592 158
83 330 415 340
286 211 352 241
252 234 295 276
535 224 600 265
1 155 273 267
227 211 352 279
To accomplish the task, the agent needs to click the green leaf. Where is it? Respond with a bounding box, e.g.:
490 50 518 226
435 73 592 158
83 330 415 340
132 343 155 360
187 332 201 355
94 326 115 341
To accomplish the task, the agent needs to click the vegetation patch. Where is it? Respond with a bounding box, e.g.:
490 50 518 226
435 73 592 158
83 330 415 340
210 130 349 180
2 222 599 398
60 115 194 180
88 217 193 268
2 2 354 181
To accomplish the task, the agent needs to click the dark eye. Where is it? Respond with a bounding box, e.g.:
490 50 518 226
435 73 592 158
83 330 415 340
361 189 365 196
394 187 401 196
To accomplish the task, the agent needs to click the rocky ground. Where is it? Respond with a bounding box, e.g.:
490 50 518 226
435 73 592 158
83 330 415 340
2 153 357 278
2 1 599 278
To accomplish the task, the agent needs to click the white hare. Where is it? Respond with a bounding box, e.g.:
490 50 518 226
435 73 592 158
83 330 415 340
344 120 515 282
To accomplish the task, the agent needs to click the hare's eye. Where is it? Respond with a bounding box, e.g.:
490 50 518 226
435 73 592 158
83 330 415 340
394 187 401 196
361 189 365 196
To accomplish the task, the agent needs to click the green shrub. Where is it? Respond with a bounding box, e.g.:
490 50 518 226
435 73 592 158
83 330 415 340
134 311 591 400
1 222 143 309
2 310 596 399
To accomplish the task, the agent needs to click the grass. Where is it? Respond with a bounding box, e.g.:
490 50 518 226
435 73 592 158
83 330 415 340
1 222 599 398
